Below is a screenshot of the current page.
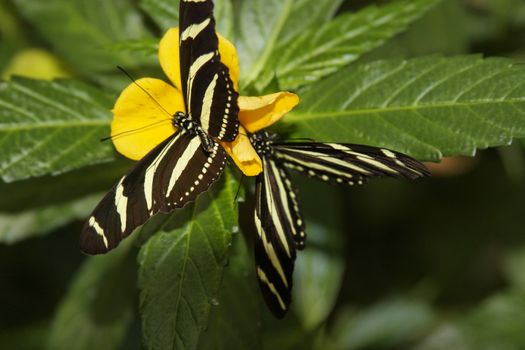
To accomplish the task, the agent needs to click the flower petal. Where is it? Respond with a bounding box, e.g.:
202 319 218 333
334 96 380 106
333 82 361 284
239 92 299 133
158 28 182 91
159 27 240 92
218 32 240 91
2 48 71 80
111 78 184 160
221 126 262 176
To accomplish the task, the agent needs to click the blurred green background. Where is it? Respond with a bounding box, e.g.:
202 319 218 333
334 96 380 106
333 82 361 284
2 0 525 349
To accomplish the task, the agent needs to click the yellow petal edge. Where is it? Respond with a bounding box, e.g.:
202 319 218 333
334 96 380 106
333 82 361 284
111 78 184 160
221 126 263 176
239 92 300 133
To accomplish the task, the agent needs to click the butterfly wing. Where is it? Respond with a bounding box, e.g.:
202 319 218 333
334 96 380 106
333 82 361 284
179 0 239 141
254 157 305 318
80 131 226 254
273 142 430 185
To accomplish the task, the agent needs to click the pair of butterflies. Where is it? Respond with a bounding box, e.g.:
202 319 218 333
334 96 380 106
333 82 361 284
80 0 429 318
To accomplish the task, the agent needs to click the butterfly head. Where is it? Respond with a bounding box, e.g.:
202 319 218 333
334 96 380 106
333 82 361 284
173 111 198 133
172 111 187 127
172 111 214 153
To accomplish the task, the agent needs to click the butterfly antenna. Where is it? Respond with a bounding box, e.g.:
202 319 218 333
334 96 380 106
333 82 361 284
100 118 172 142
117 66 174 119
283 137 317 142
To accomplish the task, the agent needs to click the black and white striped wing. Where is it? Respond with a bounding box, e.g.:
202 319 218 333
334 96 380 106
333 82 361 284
273 142 430 185
254 157 306 318
80 132 226 254
179 0 239 141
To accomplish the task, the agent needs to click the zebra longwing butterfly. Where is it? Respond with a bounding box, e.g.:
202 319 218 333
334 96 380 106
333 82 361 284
250 132 430 318
80 0 238 254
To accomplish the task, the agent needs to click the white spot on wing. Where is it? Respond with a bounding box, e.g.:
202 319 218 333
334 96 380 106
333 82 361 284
381 149 397 158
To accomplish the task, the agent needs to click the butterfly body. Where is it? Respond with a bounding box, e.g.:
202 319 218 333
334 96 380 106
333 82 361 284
172 111 215 153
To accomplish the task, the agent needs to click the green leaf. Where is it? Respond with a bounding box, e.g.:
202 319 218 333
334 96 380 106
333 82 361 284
47 239 137 350
419 291 525 350
259 0 443 91
503 247 525 291
140 0 178 32
0 322 48 350
0 192 101 244
197 234 262 350
12 0 151 75
467 0 525 45
0 159 130 212
0 2 24 73
140 0 234 39
0 77 114 181
106 39 159 57
462 292 525 350
0 159 131 244
363 0 468 61
291 179 345 330
235 0 343 90
293 221 345 330
138 171 238 350
0 42 16 76
327 299 435 349
285 56 525 161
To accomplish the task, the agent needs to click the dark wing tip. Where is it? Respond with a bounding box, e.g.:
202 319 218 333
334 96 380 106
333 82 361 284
268 302 288 319
416 165 432 178
79 222 112 255
295 239 307 251
257 271 291 319
396 155 432 179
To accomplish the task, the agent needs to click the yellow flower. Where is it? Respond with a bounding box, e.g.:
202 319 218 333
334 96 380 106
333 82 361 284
112 27 299 176
2 48 71 80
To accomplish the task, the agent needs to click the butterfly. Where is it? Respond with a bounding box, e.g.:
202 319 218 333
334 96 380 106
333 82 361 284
80 0 239 254
249 131 430 318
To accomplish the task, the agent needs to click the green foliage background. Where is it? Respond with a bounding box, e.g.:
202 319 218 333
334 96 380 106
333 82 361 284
1 0 525 349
